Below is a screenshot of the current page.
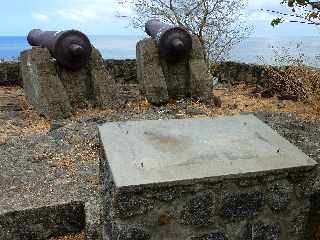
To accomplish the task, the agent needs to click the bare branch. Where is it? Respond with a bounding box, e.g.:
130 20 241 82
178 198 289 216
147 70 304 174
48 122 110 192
128 0 250 62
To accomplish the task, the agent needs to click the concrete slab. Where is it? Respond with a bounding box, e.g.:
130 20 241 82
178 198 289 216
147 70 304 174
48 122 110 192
99 115 317 187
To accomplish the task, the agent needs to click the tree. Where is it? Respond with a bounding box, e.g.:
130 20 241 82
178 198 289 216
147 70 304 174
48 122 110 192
268 0 320 26
285 0 320 11
119 0 251 62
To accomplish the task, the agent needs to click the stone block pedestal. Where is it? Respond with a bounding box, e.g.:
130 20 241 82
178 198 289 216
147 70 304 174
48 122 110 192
136 37 213 105
99 115 317 240
20 46 118 119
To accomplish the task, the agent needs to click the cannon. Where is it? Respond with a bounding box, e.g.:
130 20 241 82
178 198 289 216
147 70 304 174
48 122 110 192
27 29 92 70
145 19 192 61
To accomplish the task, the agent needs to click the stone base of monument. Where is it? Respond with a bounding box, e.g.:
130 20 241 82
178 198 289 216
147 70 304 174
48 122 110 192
136 37 213 105
20 46 118 119
99 115 317 240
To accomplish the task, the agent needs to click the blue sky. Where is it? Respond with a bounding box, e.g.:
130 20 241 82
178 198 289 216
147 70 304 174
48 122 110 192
0 0 319 37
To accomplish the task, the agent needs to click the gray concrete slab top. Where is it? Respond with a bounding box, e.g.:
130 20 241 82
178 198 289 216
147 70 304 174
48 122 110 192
99 115 317 187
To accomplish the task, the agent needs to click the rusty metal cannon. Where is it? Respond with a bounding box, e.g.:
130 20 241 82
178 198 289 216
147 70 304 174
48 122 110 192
27 29 92 70
145 19 192 61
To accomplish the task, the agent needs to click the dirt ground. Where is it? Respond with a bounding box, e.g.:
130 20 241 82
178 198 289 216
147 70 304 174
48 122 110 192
1 83 320 240
1 83 319 143
50 233 85 240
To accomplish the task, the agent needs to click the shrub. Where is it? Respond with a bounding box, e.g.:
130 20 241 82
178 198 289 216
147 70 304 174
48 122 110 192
261 45 320 112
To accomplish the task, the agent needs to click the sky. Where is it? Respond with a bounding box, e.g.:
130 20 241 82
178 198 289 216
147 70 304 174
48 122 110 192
0 0 319 37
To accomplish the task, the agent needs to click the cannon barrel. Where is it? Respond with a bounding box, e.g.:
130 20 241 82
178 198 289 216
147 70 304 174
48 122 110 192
145 19 192 61
27 29 92 70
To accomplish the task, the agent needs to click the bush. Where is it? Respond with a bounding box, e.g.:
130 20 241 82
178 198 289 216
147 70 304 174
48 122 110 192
261 45 320 112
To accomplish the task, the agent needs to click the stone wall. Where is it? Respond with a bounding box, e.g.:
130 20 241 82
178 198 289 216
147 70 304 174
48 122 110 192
0 59 137 86
3 59 319 87
103 60 276 86
100 142 316 240
104 59 136 84
216 61 270 86
0 61 21 85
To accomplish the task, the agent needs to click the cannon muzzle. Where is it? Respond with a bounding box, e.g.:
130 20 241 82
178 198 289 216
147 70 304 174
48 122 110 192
145 19 192 61
27 29 92 70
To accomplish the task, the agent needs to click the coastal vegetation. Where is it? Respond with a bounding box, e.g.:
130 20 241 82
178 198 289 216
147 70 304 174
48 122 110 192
261 0 320 115
259 45 320 116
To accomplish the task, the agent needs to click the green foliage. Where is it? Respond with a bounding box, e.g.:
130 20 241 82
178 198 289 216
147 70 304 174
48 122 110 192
270 0 320 26
271 18 284 27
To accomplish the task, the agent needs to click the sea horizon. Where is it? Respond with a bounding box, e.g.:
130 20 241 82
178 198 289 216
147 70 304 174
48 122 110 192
0 35 319 67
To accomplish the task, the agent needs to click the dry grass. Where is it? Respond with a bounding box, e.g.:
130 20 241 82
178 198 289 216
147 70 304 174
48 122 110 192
211 84 320 121
51 232 85 240
264 65 320 113
142 84 319 121
2 84 320 143
71 107 115 121
0 86 50 142
31 141 99 176
259 45 320 116
0 112 50 136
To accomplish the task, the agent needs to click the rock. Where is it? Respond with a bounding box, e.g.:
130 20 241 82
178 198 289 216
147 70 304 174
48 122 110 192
118 225 150 240
20 47 73 119
136 39 169 105
180 192 216 226
220 192 263 220
90 48 119 108
186 107 207 116
261 88 275 98
136 36 214 105
190 232 228 240
20 46 118 119
243 221 281 240
49 120 67 132
188 37 213 101
114 193 155 218
266 181 292 213
57 65 91 108
161 56 189 99
0 202 85 240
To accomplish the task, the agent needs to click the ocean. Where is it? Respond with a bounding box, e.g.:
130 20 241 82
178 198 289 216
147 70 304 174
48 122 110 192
0 35 143 60
0 35 319 67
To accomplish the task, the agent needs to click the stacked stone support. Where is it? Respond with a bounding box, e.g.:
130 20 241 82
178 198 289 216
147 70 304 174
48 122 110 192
100 168 315 240
20 47 72 119
136 37 213 105
20 46 118 119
